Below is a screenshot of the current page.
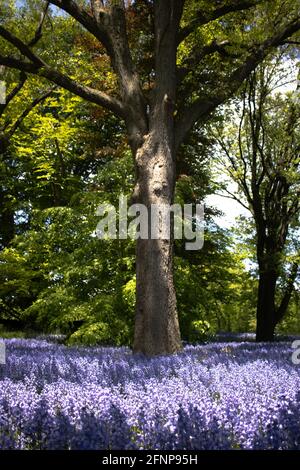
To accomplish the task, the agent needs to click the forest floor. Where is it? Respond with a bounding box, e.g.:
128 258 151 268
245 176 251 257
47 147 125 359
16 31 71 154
0 335 299 449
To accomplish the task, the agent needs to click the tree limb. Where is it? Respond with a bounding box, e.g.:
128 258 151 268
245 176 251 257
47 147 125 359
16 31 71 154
0 45 125 118
7 87 56 138
0 26 46 66
0 72 27 118
175 15 300 150
215 190 250 212
178 0 261 44
28 1 50 47
177 40 240 84
48 0 111 50
0 2 49 118
49 1 147 139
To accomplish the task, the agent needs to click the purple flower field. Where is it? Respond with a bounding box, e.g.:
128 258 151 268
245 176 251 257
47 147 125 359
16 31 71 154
0 338 299 450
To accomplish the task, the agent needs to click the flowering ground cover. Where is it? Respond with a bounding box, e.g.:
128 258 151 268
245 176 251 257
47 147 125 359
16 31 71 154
0 337 299 450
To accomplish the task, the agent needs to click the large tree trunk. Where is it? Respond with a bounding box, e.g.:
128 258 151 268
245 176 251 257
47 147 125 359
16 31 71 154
256 267 277 342
128 0 183 355
132 130 182 355
134 238 181 355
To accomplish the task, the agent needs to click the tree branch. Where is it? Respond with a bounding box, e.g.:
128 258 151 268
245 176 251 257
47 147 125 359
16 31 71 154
0 54 125 117
0 26 46 66
215 190 250 212
7 87 55 138
175 15 300 150
178 0 261 44
0 72 27 118
49 0 111 50
0 2 49 119
50 1 147 142
215 134 253 206
177 40 241 84
28 1 50 47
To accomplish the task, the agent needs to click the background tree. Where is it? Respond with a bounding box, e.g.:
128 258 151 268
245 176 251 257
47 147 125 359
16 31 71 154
214 60 300 341
0 2 53 248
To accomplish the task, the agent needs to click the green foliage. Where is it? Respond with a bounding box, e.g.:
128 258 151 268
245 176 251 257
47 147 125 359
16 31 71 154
277 291 300 334
189 320 214 343
68 319 131 347
175 224 257 339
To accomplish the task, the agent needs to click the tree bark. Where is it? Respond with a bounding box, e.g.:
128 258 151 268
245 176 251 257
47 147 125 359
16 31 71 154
256 266 277 342
132 129 182 355
130 1 183 355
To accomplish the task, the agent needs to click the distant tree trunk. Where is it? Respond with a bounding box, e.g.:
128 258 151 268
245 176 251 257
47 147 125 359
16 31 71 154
256 256 299 342
275 261 299 325
0 188 15 248
256 267 278 341
1 207 14 247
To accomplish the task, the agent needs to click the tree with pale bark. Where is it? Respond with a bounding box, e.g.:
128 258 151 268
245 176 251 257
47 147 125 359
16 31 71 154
0 0 299 355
